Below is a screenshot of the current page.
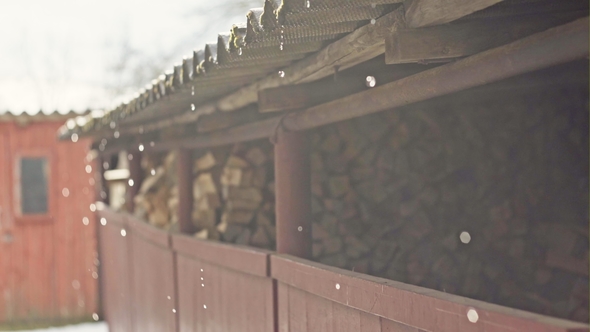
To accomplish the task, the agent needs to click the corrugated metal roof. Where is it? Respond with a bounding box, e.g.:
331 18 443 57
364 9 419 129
59 0 403 139
1 109 91 123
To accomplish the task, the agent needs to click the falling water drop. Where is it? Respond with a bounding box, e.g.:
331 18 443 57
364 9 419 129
92 272 98 279
191 86 195 96
335 283 340 290
71 134 79 143
90 204 96 212
92 313 99 321
103 162 110 169
120 229 127 237
85 165 92 173
128 179 134 187
128 154 133 161
297 226 303 232
370 18 376 25
366 76 376 88
278 71 285 78
62 188 70 197
151 169 156 176
460 231 471 244
139 144 144 152
201 284 205 287
139 126 144 134
114 131 120 138
172 309 177 313
109 122 116 129
238 48 243 56
100 218 107 226
72 280 80 290
191 104 196 111
150 141 155 147
167 296 171 300
467 309 479 323
306 0 310 8
101 138 107 146
82 217 89 226
203 305 207 309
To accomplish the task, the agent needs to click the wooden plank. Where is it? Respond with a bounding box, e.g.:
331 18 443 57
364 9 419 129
387 13 586 64
127 214 170 248
176 149 195 234
271 254 590 332
171 233 270 277
403 0 503 28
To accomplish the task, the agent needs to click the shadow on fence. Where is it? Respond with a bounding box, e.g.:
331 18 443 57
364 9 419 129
97 207 589 332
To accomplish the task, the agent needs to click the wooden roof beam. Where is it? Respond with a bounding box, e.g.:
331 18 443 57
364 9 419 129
386 11 587 64
403 0 503 28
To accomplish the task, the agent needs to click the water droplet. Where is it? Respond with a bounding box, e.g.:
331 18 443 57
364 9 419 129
172 309 177 313
120 229 127 237
92 313 99 321
101 138 107 146
114 131 120 138
128 154 133 161
467 308 479 323
139 126 144 134
366 76 376 88
238 48 243 56
100 218 107 226
92 272 98 279
306 0 310 8
82 217 89 226
90 204 96 212
62 188 70 197
98 144 105 152
203 305 207 309
150 141 155 147
278 71 285 78
191 104 196 111
200 277 204 281
128 179 134 187
94 259 100 266
200 269 204 272
167 296 171 300
335 283 340 290
109 122 116 129
280 43 284 51
460 231 471 244
297 226 303 232
103 162 110 170
150 169 156 176
72 280 80 289
100 191 107 199
89 178 95 186
78 299 85 307
139 144 144 152
191 86 195 96
85 165 92 173
201 284 205 287
71 133 79 143
370 19 376 25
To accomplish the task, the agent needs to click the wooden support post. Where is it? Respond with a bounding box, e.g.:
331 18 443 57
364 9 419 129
94 156 109 205
177 148 195 234
126 151 142 213
274 130 312 259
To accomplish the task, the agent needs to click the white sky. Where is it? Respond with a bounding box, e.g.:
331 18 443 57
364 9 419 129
0 0 254 114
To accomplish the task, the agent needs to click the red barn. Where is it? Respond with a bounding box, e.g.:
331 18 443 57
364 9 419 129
0 111 98 327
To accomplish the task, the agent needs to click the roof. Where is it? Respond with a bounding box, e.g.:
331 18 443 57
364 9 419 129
58 0 589 144
58 0 403 140
1 109 92 123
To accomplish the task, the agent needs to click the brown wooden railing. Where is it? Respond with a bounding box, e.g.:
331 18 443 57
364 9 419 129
97 208 589 332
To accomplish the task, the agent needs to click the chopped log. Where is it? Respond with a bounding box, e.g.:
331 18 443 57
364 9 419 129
222 210 255 225
403 0 503 28
222 187 263 203
225 155 249 168
245 147 267 166
387 13 585 64
251 227 271 248
545 251 589 276
193 173 217 200
194 152 216 171
220 167 243 186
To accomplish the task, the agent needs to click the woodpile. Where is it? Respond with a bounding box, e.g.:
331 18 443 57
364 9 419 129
191 142 276 249
308 87 589 323
133 151 179 230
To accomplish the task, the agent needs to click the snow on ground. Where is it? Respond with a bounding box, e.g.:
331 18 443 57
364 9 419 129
1 322 108 332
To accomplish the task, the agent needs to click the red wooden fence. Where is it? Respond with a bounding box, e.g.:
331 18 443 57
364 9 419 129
96 207 589 332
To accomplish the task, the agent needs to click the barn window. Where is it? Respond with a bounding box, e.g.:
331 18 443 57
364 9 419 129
19 157 49 215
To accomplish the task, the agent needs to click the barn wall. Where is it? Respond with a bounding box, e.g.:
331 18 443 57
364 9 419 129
308 82 589 322
0 120 98 325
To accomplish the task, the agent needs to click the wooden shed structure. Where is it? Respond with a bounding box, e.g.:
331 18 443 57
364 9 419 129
61 0 589 331
0 111 99 327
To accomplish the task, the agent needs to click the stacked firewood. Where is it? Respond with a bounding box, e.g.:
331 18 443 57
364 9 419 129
191 142 276 249
134 151 179 230
308 87 589 323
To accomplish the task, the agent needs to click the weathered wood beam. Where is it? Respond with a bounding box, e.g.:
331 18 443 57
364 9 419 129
177 148 195 234
126 152 142 213
386 12 586 64
403 0 503 28
258 62 438 113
